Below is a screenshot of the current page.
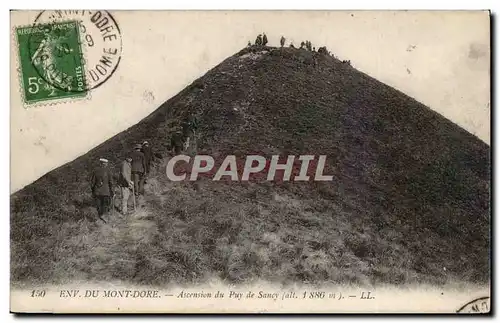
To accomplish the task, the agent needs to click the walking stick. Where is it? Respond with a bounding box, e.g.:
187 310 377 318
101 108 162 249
112 194 116 217
132 185 136 212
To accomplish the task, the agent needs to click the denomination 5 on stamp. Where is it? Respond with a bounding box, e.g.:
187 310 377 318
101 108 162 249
15 21 88 105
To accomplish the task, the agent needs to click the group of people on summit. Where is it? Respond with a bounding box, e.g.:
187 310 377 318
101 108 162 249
89 141 155 219
253 33 269 46
249 33 330 54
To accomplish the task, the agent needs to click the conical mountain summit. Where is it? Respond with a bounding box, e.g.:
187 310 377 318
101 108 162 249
11 45 490 286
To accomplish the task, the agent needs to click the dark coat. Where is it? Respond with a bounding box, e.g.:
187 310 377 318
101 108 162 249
142 145 153 165
262 34 268 46
131 150 146 173
90 166 113 196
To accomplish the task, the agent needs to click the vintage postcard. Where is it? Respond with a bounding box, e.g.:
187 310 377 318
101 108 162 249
10 10 491 313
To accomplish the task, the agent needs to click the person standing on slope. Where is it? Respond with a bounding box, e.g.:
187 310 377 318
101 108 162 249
131 144 146 196
262 33 268 46
280 36 285 47
141 141 154 177
119 156 134 214
255 34 262 46
90 158 114 218
171 130 183 155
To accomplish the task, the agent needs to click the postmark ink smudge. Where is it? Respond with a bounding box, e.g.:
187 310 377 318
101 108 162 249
29 10 122 94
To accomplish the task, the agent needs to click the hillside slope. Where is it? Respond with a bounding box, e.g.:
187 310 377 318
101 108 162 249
11 46 490 287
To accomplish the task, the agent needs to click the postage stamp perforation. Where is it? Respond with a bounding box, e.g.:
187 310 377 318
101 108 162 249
12 21 92 108
12 23 32 108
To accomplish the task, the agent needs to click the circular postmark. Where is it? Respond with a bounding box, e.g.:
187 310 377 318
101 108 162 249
456 296 490 314
27 10 122 93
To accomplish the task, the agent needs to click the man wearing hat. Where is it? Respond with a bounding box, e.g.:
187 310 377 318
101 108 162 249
119 156 134 214
141 140 153 176
131 144 146 196
90 157 114 217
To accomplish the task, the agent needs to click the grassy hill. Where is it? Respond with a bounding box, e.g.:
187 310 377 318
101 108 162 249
10 45 490 287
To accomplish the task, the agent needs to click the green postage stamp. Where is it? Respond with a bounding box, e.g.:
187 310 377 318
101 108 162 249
15 21 88 104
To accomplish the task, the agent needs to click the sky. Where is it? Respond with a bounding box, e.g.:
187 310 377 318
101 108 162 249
10 10 490 193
